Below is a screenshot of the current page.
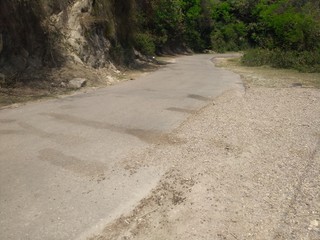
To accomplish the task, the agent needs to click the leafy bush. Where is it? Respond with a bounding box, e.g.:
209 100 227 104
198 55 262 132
210 30 227 53
242 48 320 72
211 22 248 52
241 48 272 66
153 0 185 47
257 1 320 51
133 33 155 56
185 30 205 52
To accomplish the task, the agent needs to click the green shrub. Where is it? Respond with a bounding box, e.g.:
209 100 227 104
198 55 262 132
210 30 226 53
185 30 205 52
242 48 320 72
255 1 320 51
241 48 272 66
211 22 248 53
133 33 155 56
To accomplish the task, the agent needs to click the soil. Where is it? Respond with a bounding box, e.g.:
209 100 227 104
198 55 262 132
89 56 320 240
0 60 163 109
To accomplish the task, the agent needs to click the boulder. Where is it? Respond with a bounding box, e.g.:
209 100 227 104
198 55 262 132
68 78 87 89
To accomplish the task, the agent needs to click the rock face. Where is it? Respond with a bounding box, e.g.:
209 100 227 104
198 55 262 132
0 0 135 73
0 0 47 70
68 78 87 89
52 0 112 68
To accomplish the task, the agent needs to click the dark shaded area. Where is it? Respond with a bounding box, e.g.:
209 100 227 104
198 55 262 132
110 0 136 65
0 0 64 74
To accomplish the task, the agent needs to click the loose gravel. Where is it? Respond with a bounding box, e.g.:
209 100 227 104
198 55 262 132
91 62 320 240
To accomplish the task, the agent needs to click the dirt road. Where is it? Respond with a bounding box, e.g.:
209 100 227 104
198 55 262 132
1 55 319 240
0 54 242 240
90 59 320 240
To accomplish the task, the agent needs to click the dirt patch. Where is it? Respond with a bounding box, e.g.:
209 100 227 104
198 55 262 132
214 57 320 89
0 57 169 109
0 64 122 108
89 58 320 239
90 168 193 240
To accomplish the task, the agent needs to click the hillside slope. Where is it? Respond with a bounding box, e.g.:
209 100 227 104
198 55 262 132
0 0 139 87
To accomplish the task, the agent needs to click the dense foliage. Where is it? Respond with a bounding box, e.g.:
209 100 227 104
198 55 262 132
133 0 320 71
1 0 319 71
133 0 320 52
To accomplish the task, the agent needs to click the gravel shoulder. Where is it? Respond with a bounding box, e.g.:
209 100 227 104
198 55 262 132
89 57 320 239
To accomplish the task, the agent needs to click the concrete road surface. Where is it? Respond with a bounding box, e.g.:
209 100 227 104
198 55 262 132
0 54 243 239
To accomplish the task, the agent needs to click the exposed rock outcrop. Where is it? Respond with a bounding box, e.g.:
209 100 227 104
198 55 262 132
0 0 136 83
50 0 112 68
68 77 87 89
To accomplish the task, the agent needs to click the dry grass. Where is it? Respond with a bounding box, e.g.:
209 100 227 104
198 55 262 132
215 57 320 89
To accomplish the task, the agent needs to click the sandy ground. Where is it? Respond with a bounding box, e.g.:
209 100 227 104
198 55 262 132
90 58 320 239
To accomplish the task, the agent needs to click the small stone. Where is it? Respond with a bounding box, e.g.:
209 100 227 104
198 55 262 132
308 220 319 231
106 75 114 83
68 78 87 89
310 220 319 227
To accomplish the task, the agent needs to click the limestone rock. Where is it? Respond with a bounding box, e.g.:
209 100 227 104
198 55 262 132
68 78 87 89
